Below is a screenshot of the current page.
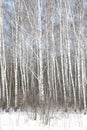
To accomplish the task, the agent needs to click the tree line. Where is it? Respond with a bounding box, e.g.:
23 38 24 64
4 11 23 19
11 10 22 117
0 0 87 115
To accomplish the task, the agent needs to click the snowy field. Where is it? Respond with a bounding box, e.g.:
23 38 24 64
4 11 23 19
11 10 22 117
0 110 87 130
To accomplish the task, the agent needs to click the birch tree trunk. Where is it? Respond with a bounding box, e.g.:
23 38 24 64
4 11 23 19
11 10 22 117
60 0 67 110
38 0 44 102
0 0 9 109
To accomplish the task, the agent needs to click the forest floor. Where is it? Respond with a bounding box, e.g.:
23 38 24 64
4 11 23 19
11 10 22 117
0 109 87 130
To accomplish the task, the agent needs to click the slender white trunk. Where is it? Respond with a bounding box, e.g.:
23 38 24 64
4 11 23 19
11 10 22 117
15 10 18 109
38 0 44 102
0 0 9 109
60 0 67 109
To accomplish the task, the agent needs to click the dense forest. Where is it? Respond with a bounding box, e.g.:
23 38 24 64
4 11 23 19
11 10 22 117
0 0 87 119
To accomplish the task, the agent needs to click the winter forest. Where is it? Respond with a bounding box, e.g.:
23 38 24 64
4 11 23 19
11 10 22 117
0 0 87 122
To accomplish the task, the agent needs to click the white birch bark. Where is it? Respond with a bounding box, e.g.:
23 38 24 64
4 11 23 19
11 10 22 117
0 0 9 109
38 0 44 102
79 2 86 110
0 0 3 104
13 1 18 109
65 0 77 109
60 0 67 109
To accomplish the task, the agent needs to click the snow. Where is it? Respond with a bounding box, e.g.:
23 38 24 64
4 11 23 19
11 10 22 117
0 110 87 130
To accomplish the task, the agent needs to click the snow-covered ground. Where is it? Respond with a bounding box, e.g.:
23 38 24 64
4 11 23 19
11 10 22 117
0 109 87 130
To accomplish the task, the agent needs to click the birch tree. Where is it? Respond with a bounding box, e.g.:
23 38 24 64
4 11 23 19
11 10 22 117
38 0 44 102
